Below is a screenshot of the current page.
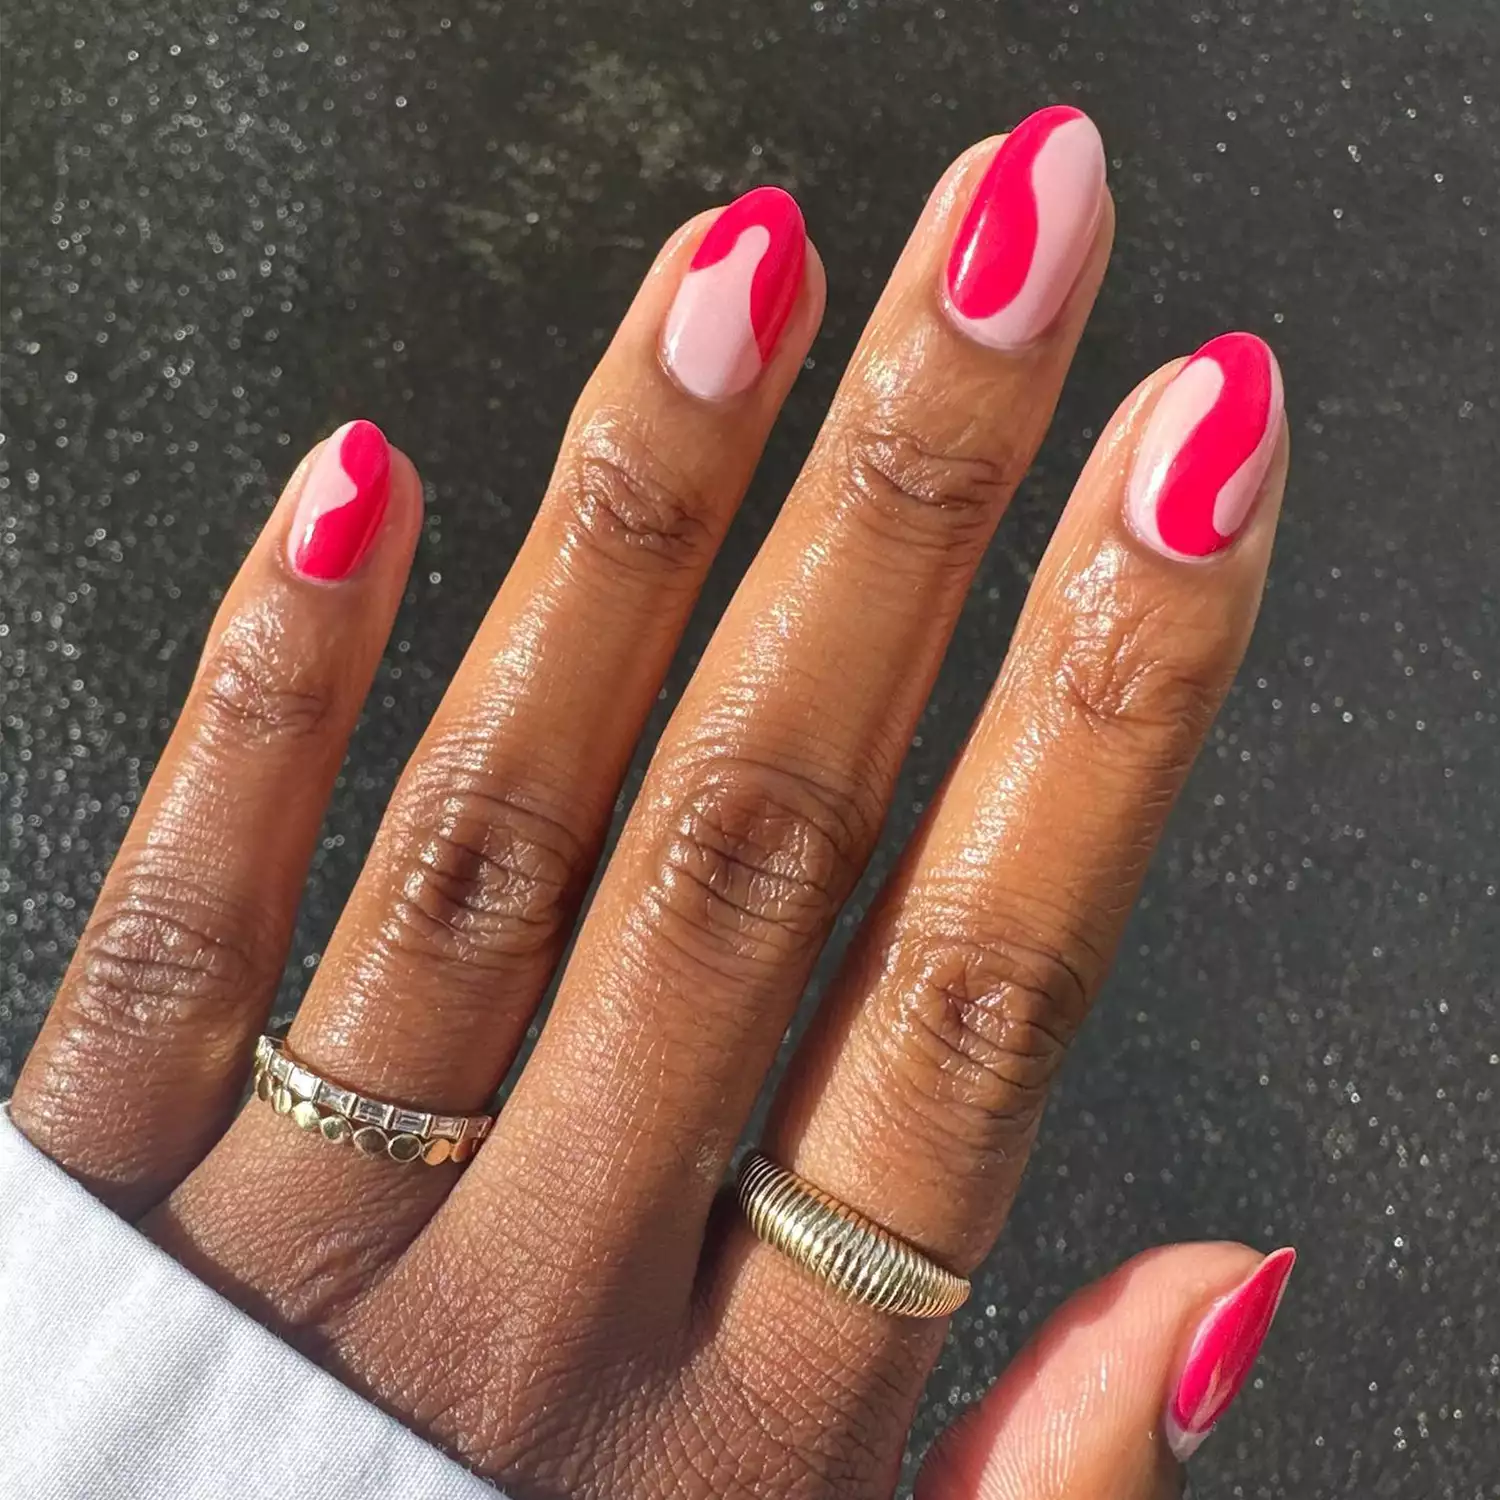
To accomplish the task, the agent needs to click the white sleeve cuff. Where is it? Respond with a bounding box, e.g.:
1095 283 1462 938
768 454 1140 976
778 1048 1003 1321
0 1107 502 1500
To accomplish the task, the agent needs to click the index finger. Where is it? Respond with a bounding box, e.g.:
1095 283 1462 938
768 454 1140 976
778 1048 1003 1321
757 338 1288 1278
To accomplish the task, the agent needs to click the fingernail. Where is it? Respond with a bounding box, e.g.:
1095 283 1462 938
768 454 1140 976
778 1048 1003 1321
1165 1247 1296 1462
1125 332 1285 560
662 185 806 401
944 104 1106 351
286 420 393 581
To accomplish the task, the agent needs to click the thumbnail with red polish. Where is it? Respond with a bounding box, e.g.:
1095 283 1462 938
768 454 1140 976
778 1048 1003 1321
1126 332 1284 560
944 104 1106 350
662 185 806 401
1165 1247 1297 1462
287 420 392 582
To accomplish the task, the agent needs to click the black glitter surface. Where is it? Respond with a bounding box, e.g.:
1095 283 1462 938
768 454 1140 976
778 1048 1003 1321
3 2 1499 1495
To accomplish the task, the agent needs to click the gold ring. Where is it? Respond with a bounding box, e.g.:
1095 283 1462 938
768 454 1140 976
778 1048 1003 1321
737 1152 969 1318
250 1035 494 1166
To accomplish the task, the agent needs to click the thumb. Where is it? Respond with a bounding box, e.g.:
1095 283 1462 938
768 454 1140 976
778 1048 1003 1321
916 1242 1296 1500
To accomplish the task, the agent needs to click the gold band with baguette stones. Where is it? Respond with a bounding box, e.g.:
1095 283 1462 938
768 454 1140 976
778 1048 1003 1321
251 1034 494 1166
737 1152 969 1319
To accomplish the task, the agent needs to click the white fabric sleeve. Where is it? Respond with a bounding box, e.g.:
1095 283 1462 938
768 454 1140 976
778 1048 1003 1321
0 1107 502 1500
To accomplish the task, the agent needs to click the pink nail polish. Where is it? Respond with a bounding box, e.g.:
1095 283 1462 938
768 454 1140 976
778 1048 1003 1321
286 420 392 581
1165 1247 1296 1462
1125 332 1285 560
944 105 1106 351
662 185 806 401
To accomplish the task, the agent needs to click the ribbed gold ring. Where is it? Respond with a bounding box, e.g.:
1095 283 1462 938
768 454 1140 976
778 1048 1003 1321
737 1152 969 1318
250 1035 494 1166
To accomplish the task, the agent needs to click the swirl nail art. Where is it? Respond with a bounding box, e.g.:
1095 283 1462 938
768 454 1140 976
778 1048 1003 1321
1125 332 1285 560
944 105 1106 351
662 185 806 401
287 419 392 582
1165 1247 1297 1462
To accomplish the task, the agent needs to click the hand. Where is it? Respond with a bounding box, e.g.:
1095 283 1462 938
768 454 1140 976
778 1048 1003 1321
14 108 1292 1498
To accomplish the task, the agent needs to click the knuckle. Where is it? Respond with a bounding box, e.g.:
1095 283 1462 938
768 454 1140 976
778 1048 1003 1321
645 757 871 974
559 412 715 575
383 757 588 969
1048 586 1234 762
27 860 279 1206
835 418 1014 559
195 614 340 745
883 926 1093 1146
69 879 269 1045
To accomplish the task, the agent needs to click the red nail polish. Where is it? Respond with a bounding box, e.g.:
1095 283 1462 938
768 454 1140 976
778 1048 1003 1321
1125 332 1284 560
662 185 806 400
286 420 392 581
1165 1247 1296 1461
944 105 1106 351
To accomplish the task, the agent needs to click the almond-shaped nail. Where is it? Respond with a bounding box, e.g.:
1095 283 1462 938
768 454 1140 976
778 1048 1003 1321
1165 1247 1296 1462
286 419 392 582
944 104 1106 351
662 185 806 401
1126 332 1285 560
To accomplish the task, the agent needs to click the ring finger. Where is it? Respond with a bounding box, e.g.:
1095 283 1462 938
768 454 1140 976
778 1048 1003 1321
153 189 826 1316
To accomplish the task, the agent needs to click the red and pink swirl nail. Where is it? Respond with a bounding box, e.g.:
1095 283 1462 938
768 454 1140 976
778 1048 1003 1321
1126 332 1285 560
287 420 392 582
1165 1246 1296 1461
944 105 1107 350
662 185 806 401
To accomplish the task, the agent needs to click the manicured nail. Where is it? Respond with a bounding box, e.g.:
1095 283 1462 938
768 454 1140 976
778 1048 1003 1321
286 420 392 581
1165 1247 1296 1462
1125 332 1285 560
662 185 806 401
944 104 1106 351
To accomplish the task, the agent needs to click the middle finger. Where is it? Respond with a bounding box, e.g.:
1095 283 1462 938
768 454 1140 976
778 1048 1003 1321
432 108 1113 1328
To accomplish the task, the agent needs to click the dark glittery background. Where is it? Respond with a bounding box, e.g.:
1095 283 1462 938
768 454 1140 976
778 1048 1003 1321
3 1 1499 1495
